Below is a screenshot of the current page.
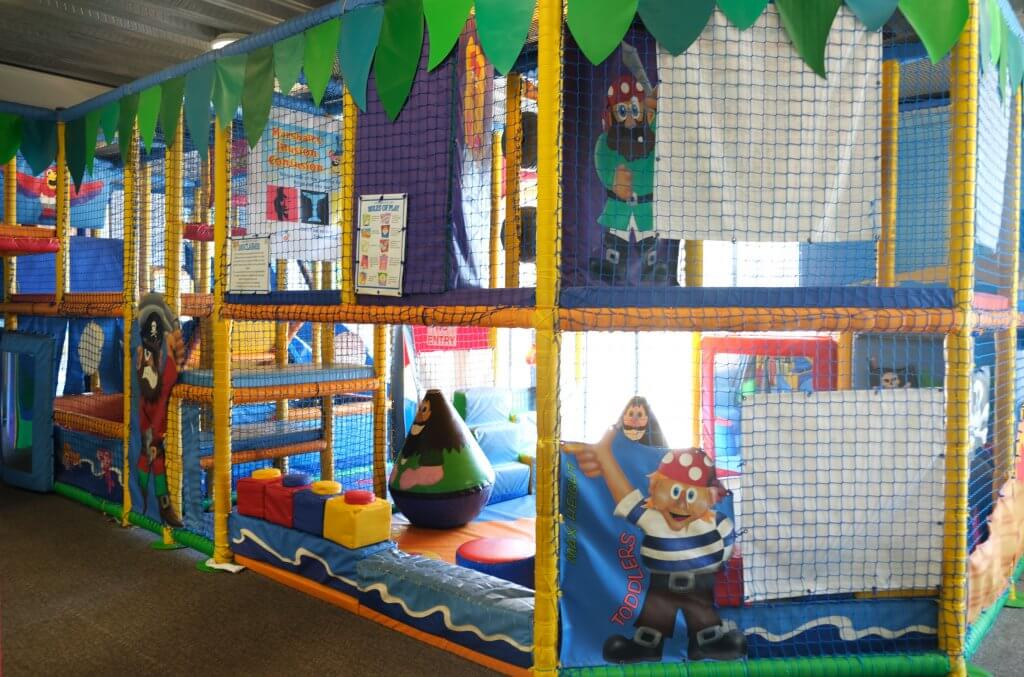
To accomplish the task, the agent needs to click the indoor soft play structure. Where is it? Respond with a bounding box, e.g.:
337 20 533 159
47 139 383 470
2 0 1024 675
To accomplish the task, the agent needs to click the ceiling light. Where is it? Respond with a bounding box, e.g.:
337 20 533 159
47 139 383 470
211 33 246 50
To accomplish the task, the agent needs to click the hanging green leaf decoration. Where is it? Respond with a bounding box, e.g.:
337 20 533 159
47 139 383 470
243 46 275 149
979 0 993 72
339 4 385 111
374 0 425 121
0 114 23 166
213 54 246 128
99 102 119 145
305 18 341 107
999 19 1011 99
567 0 638 65
424 0 472 70
118 94 139 165
1005 20 1024 97
84 110 101 174
137 86 161 153
21 118 57 176
844 0 899 32
476 0 536 75
775 0 841 78
897 0 970 64
717 0 769 31
274 33 305 95
638 0 714 56
184 63 215 159
66 116 88 192
159 77 186 147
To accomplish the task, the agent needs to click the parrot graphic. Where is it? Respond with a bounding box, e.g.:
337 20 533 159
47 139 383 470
15 166 104 222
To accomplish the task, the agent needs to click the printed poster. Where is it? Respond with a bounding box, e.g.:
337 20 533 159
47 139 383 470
246 108 341 260
228 236 271 294
356 193 407 297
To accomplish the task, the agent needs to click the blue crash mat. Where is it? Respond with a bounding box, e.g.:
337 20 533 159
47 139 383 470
178 363 374 388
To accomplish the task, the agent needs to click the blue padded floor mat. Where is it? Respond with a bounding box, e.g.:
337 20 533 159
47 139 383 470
178 363 373 388
561 286 955 309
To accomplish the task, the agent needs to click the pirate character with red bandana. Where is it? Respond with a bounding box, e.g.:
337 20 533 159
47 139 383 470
590 44 678 286
135 294 186 527
565 436 746 663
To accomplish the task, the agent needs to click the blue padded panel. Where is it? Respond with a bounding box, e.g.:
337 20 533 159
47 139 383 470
226 289 341 305
560 286 955 309
489 462 531 505
456 387 512 426
473 421 525 466
178 362 373 388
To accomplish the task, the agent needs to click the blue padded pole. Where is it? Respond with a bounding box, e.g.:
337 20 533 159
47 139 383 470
58 0 381 122
0 101 57 121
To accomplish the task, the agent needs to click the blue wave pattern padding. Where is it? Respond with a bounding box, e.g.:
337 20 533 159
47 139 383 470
230 513 391 596
177 363 374 388
357 549 534 658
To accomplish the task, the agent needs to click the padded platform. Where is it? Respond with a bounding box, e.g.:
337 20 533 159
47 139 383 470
0 225 59 256
54 393 123 423
560 285 955 309
196 417 323 455
456 537 535 588
357 549 533 666
183 222 247 241
178 362 373 388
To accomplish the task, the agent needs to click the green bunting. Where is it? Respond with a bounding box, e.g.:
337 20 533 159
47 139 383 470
424 0 471 70
214 54 246 128
118 94 139 165
374 0 424 121
243 46 275 148
0 113 23 165
99 102 119 145
184 63 215 159
1006 21 1024 98
274 34 304 95
159 77 186 147
568 0 638 65
637 0 714 56
844 0 899 32
84 110 101 174
717 0 769 31
987 0 1001 68
775 0 841 78
339 5 385 111
475 0 536 75
137 86 161 153
898 0 970 64
66 116 88 192
21 118 57 176
304 18 341 107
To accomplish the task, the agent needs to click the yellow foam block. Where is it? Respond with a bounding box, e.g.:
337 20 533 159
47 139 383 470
252 468 282 480
323 496 392 549
312 480 342 496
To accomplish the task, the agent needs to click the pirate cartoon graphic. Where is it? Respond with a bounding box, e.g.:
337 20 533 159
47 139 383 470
135 294 186 527
590 43 679 286
564 435 746 663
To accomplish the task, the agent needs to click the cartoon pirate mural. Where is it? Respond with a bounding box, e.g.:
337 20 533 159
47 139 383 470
134 293 186 527
565 436 745 663
590 43 679 286
615 395 667 447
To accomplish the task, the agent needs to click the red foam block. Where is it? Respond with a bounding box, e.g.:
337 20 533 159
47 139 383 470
236 476 281 519
265 482 311 528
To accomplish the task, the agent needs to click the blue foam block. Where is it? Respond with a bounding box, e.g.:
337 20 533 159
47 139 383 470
178 363 374 388
293 489 333 536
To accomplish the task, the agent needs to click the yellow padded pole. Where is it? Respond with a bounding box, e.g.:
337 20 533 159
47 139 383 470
996 91 1021 487
163 113 184 547
275 259 290 424
4 157 17 329
121 126 140 526
372 324 388 497
341 87 358 306
212 119 234 564
320 262 335 481
878 59 900 288
56 123 69 306
505 73 523 289
685 241 702 447
942 2 978 674
490 132 503 379
534 0 562 670
139 163 152 294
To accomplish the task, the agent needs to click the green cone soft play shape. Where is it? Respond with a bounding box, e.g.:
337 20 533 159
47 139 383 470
389 389 495 529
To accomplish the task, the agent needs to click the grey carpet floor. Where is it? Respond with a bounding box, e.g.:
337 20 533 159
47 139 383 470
2 483 1022 676
0 484 492 677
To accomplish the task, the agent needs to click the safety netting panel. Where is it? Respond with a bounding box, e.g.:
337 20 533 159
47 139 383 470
226 82 343 305
555 7 968 310
558 329 949 666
